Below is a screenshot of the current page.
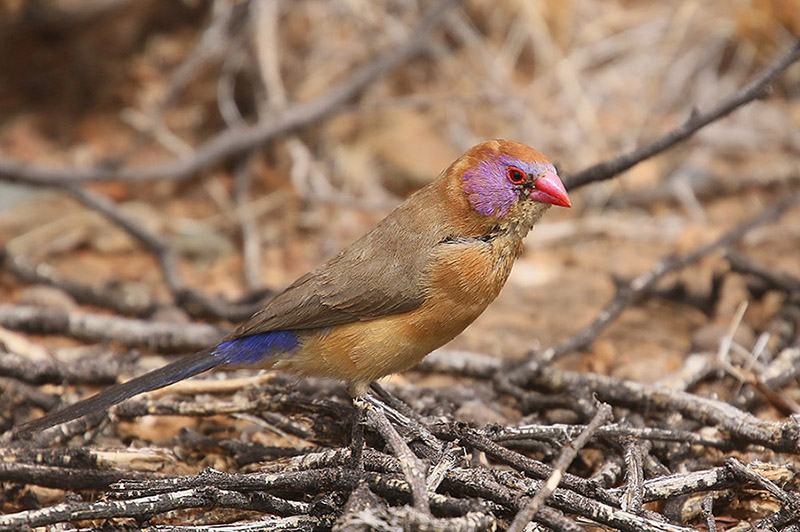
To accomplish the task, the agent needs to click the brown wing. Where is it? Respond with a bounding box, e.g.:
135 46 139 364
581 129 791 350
228 186 447 339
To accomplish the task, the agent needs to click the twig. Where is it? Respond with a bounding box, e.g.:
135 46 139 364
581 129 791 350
701 493 718 532
507 403 613 532
62 184 270 321
726 250 800 294
0 486 309 531
360 396 431 515
0 349 130 386
726 457 800 515
61 183 184 294
491 423 732 450
139 515 334 532
445 423 619 505
0 461 159 492
565 39 800 189
606 171 800 210
621 438 645 514
446 468 696 532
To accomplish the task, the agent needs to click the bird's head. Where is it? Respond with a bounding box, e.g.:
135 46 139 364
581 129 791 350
450 139 570 236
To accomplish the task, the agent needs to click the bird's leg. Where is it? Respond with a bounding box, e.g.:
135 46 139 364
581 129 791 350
358 394 431 515
348 397 366 469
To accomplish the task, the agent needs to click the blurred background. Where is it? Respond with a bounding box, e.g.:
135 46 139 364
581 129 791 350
0 0 798 384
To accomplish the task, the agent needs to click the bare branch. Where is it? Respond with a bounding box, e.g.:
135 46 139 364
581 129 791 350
565 39 800 189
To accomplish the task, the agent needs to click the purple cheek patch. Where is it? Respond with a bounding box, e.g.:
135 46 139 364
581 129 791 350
462 158 517 217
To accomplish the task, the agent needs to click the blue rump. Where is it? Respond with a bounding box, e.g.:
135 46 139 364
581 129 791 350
212 330 299 365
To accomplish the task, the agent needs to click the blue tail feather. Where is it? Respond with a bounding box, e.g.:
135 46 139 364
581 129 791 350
14 331 300 437
212 330 298 365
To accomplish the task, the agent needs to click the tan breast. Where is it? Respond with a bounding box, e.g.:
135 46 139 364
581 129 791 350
276 234 522 390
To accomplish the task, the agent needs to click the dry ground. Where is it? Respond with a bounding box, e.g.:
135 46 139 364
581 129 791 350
0 1 799 530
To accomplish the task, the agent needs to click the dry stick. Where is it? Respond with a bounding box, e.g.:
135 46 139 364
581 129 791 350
107 466 485 517
726 457 800 515
621 438 644 514
507 403 614 532
0 304 223 351
605 171 800 210
612 466 733 502
61 183 183 294
701 494 718 532
565 38 800 190
0 461 160 492
608 461 799 504
522 189 800 371
0 0 462 186
360 397 431 516
447 468 694 532
726 250 800 293
0 486 310 532
61 183 269 320
492 423 731 450
527 365 798 452
447 424 619 505
370 382 444 455
140 515 334 532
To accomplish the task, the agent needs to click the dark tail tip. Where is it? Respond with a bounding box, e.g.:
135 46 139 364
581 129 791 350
12 349 220 438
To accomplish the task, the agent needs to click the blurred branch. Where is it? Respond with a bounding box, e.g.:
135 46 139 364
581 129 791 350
565 38 800 190
0 0 462 186
56 184 269 320
117 0 236 162
522 189 800 368
0 247 154 317
0 304 224 351
726 250 800 294
604 171 800 210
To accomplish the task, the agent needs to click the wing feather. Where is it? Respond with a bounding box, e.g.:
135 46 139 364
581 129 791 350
227 187 447 339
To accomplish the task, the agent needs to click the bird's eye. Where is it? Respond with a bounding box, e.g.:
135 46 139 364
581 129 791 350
506 167 526 185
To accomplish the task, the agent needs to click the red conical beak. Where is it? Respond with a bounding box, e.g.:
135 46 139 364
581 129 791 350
530 170 571 207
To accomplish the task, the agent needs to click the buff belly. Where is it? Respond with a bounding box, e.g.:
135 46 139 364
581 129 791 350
273 235 520 393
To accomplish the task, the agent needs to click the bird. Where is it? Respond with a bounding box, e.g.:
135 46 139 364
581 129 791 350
13 139 570 437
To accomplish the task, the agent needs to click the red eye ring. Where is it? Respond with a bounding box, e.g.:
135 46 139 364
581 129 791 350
506 166 526 185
